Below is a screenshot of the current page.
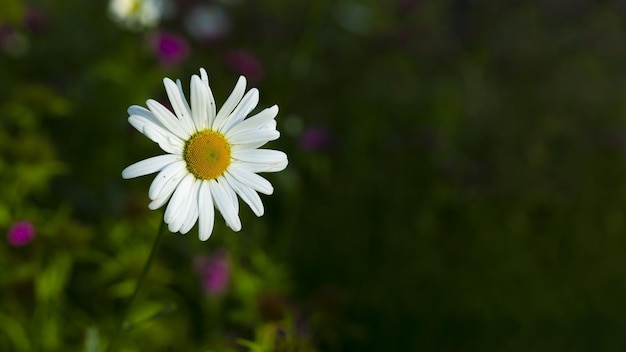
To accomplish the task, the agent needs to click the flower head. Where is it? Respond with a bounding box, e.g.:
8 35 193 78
109 0 164 30
122 68 288 240
0 26 28 57
7 221 35 247
149 31 189 67
194 250 230 295
25 7 47 33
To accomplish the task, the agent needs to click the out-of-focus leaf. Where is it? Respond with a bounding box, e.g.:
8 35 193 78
0 205 10 227
249 250 289 290
126 300 176 330
0 312 30 351
11 84 72 118
0 0 23 24
237 323 281 352
108 279 136 298
84 326 100 352
15 161 65 195
35 254 72 302
40 312 60 350
236 338 267 352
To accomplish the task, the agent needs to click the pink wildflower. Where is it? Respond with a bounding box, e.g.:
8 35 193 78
7 221 35 247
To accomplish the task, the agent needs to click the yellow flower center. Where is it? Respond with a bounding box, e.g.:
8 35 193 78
129 0 141 14
184 130 231 180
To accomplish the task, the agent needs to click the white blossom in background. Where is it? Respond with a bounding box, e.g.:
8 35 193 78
109 0 165 30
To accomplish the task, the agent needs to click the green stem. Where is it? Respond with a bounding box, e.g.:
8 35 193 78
106 220 166 352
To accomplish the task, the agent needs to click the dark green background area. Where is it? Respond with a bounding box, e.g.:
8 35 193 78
2 0 626 350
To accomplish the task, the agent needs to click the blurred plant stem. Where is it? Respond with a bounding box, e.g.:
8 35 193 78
106 220 166 352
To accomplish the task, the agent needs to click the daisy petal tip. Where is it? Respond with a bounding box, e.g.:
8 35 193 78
237 75 247 87
121 164 141 179
179 226 191 235
148 201 162 210
167 222 178 234
127 105 144 116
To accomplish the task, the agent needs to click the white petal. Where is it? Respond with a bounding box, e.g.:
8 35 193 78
148 165 188 210
234 158 288 173
220 88 259 133
228 129 280 145
156 164 189 199
164 78 195 135
141 124 184 154
210 179 242 231
148 194 170 210
232 141 274 151
180 180 201 234
228 164 274 195
224 175 239 215
148 161 187 200
224 173 264 216
232 149 288 166
176 79 192 113
225 105 278 137
212 76 246 131
163 174 194 224
177 78 196 133
198 69 217 128
128 114 158 134
179 203 198 234
164 173 195 229
198 180 215 241
129 113 183 154
146 99 190 140
190 75 210 131
127 105 156 121
122 154 181 179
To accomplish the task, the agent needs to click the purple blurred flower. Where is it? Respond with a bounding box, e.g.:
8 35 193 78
7 221 35 247
194 250 230 296
0 26 28 56
0 26 14 47
226 50 264 82
149 31 189 66
25 7 46 33
299 126 334 152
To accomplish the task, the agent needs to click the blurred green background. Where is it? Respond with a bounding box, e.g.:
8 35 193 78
3 0 626 350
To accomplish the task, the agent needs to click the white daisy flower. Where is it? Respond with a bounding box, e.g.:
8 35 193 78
122 68 288 241
109 0 165 30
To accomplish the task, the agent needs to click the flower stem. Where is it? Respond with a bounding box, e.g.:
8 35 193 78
106 220 166 352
